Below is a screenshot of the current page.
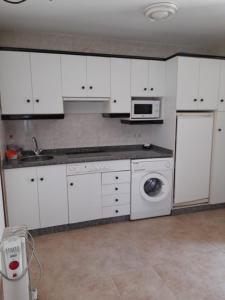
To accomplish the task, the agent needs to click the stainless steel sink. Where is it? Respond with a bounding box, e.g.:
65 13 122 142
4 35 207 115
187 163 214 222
20 155 54 162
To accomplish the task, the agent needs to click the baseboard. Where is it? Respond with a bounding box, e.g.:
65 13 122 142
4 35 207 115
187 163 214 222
30 215 130 236
172 203 225 215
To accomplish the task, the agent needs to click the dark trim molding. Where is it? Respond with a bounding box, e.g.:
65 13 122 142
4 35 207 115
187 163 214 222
1 114 64 120
1 47 225 61
166 52 225 61
120 119 164 125
0 46 165 61
102 113 130 118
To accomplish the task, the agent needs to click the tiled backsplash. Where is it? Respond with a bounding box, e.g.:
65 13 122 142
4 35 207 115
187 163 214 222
5 114 161 150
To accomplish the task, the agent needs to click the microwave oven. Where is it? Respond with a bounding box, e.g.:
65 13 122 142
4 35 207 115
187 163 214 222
131 99 161 119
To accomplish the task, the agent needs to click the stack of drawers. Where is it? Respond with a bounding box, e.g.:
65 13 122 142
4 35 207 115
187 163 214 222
102 170 131 218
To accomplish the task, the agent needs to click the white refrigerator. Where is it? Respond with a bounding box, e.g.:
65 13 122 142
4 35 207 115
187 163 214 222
174 113 214 206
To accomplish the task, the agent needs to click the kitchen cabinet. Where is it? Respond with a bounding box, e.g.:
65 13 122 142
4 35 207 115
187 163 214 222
210 112 225 204
174 113 213 205
4 167 40 230
68 173 102 223
176 57 220 111
0 51 33 114
4 165 68 230
104 58 131 113
30 53 63 114
218 61 225 111
131 59 165 97
61 55 86 98
86 56 110 97
101 170 131 218
61 54 110 98
0 51 63 115
37 165 68 227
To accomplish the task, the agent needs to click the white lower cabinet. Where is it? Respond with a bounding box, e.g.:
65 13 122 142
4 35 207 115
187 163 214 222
4 167 40 230
5 161 131 229
37 165 68 227
102 194 130 207
68 173 102 223
210 112 225 204
102 183 130 196
4 165 68 230
101 170 131 218
102 205 130 218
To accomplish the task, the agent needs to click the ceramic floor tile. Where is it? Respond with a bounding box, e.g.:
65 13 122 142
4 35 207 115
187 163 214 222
112 268 177 300
23 208 225 299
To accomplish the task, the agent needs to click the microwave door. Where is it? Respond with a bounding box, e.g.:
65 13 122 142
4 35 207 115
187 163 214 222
132 103 153 119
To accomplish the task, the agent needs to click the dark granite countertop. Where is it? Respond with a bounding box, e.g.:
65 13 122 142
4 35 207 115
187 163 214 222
3 144 173 170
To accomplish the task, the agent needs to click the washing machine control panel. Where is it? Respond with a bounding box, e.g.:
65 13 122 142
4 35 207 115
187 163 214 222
132 158 173 172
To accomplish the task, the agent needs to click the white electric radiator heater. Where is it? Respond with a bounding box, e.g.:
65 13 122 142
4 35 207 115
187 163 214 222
0 226 41 300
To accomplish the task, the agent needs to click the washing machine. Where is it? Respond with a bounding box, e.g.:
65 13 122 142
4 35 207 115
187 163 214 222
131 158 173 220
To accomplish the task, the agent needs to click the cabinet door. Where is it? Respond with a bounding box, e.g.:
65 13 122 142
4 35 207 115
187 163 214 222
218 61 225 111
110 58 131 113
86 57 110 97
149 61 165 97
30 53 63 114
131 59 149 96
0 51 33 114
174 114 213 204
68 173 101 223
4 168 40 230
177 57 199 110
37 165 68 228
198 58 220 110
61 55 87 98
210 113 225 204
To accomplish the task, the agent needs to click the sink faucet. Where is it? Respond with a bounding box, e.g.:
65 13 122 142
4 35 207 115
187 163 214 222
32 136 42 155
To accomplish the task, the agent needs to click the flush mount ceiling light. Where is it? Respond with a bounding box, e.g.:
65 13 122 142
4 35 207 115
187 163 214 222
144 2 178 21
3 0 27 3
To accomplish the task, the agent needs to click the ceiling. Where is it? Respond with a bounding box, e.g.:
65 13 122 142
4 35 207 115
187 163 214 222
0 0 225 47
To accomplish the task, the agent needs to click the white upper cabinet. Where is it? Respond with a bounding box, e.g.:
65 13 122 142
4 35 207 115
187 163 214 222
61 55 110 98
37 165 68 228
106 58 131 113
210 112 225 204
131 59 149 96
86 56 110 97
149 60 165 97
198 58 220 110
176 57 220 110
4 167 40 230
218 61 225 111
0 51 63 115
31 53 63 114
61 55 87 98
177 57 199 110
131 59 165 97
0 51 33 114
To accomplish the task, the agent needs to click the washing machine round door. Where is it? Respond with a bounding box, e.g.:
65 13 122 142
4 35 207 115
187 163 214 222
140 173 170 202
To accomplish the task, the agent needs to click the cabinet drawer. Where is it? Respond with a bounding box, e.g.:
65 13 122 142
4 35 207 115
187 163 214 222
102 205 130 218
102 194 130 207
102 171 130 185
102 183 130 196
